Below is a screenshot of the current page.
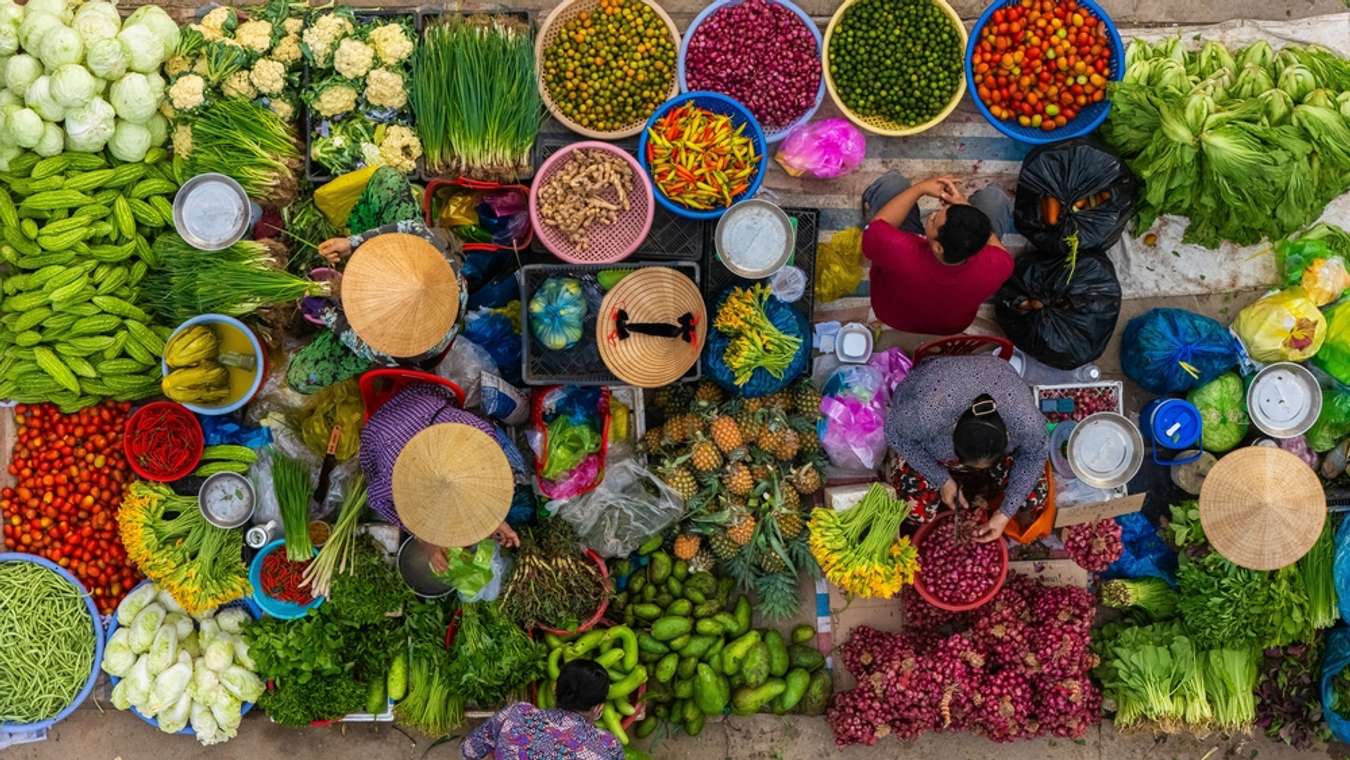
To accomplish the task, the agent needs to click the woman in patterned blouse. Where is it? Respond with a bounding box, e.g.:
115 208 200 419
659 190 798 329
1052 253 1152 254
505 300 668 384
462 659 624 760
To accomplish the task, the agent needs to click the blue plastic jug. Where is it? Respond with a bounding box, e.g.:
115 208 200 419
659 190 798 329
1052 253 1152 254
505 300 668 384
1140 398 1203 466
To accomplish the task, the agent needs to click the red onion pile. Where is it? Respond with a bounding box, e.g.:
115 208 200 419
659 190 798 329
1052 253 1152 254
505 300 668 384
683 0 822 130
916 515 1005 607
1063 519 1124 573
828 575 1100 746
1038 385 1119 422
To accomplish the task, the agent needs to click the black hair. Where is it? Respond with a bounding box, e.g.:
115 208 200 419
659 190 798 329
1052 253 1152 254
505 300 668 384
556 659 610 712
935 204 993 264
953 394 1007 467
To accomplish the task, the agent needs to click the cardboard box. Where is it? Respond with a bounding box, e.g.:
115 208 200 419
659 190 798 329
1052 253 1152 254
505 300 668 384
1054 493 1146 527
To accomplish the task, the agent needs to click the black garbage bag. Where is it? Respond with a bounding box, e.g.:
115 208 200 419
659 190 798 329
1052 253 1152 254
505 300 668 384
995 251 1122 370
1014 138 1139 257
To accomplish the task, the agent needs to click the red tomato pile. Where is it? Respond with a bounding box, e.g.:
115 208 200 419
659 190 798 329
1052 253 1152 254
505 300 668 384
2 402 141 614
970 0 1112 131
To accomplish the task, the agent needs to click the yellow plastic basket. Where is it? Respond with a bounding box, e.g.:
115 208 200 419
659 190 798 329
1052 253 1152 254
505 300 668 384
823 0 968 137
536 0 682 140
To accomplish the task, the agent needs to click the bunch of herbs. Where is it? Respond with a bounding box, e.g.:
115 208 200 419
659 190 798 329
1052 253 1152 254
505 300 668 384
1256 642 1330 749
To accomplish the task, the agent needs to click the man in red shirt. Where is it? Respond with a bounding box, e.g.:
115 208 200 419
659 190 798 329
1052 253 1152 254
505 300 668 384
861 172 1014 336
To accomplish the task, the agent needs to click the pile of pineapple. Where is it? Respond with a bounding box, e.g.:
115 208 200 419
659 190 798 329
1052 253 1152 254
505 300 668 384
644 379 825 619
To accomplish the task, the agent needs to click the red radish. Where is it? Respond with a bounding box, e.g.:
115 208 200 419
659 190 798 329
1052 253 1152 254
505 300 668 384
1063 518 1124 573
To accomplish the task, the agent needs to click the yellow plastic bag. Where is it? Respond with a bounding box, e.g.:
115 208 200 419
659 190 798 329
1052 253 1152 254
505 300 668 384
314 165 380 227
815 227 864 304
300 379 363 460
1232 287 1326 363
1302 258 1350 306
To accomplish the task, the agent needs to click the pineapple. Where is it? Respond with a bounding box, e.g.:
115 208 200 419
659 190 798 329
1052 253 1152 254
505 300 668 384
727 511 757 546
694 381 725 405
797 425 821 454
708 531 739 560
691 439 723 472
651 386 676 412
765 390 792 411
745 397 765 413
640 427 665 454
673 533 702 561
661 466 699 501
773 507 805 539
662 414 697 445
771 428 800 461
792 464 823 495
736 408 765 442
756 544 789 573
722 462 754 496
751 463 772 483
688 548 715 573
709 415 744 455
777 483 801 511
793 380 822 417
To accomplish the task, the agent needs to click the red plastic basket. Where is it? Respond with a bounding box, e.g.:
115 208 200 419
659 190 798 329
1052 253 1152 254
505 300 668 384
912 510 1008 613
529 141 655 264
535 548 612 636
359 367 466 423
123 401 204 482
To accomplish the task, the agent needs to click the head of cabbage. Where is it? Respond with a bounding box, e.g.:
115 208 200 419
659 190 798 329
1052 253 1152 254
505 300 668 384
5 52 42 94
124 6 179 61
117 23 164 74
108 118 150 162
109 72 158 122
37 23 82 70
72 1 122 43
49 63 94 108
63 95 114 152
86 37 127 80
18 11 62 52
1186 372 1249 453
0 21 18 56
24 74 65 121
7 106 43 148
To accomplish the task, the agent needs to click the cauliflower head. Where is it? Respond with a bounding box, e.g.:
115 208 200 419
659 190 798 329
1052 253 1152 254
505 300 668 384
379 124 421 174
312 83 356 117
191 22 222 42
234 20 273 54
282 17 304 36
168 74 206 111
271 34 302 67
303 14 353 68
221 70 256 100
269 97 295 122
172 123 192 157
201 6 237 36
333 37 374 80
368 23 413 65
249 58 285 96
364 67 406 110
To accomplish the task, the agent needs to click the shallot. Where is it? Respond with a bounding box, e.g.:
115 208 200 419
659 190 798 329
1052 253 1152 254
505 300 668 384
1063 518 1124 573
916 515 1004 607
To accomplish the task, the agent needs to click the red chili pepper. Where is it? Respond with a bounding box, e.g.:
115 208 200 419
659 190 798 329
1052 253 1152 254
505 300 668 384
261 552 314 604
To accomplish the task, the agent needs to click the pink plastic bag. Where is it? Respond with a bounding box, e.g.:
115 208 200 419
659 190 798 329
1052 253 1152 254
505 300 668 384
774 118 866 180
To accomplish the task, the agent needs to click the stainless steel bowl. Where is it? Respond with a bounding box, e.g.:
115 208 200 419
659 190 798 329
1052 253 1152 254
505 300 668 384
1067 412 1144 490
715 199 795 279
397 536 454 599
198 472 256 529
173 173 252 251
1247 362 1322 438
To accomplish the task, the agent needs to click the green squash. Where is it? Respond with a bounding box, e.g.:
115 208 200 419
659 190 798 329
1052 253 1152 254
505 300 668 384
529 276 587 351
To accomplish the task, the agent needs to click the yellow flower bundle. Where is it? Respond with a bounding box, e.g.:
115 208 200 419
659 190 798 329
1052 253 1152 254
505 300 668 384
119 481 252 614
713 284 802 385
808 484 919 599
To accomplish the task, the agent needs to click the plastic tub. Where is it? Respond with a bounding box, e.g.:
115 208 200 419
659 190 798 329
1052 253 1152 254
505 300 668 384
0 553 105 734
124 401 204 482
160 314 266 416
676 0 824 144
535 549 612 636
911 512 1008 613
529 142 655 264
105 580 261 735
249 541 324 620
637 92 769 221
964 0 1125 144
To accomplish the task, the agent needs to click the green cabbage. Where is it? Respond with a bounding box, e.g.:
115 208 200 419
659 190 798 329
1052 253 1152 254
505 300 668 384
1277 63 1317 102
108 117 149 161
0 22 17 56
33 120 61 156
124 5 179 60
72 1 121 42
18 11 60 51
1186 372 1248 452
86 37 127 79
49 62 94 108
8 106 42 148
63 95 114 151
5 52 41 93
23 75 64 121
117 23 163 73
36 23 81 69
109 72 156 122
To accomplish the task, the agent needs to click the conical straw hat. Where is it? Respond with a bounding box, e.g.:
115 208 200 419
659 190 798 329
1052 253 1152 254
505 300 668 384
341 233 459 358
1198 446 1325 570
392 423 513 547
596 268 706 388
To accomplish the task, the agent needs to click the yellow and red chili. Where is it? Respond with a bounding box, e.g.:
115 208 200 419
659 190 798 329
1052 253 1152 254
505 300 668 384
645 103 759 211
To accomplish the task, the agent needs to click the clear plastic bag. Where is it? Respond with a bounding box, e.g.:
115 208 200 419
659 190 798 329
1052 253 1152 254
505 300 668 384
556 459 685 558
774 118 866 179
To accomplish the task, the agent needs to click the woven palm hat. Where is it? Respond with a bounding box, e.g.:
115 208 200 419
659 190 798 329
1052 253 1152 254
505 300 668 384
392 423 514 547
596 267 707 388
1198 446 1325 570
341 233 460 358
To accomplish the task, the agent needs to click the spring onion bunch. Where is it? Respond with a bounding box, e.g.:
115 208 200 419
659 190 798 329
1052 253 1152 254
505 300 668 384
144 234 329 323
412 15 542 180
188 99 302 206
1103 38 1350 248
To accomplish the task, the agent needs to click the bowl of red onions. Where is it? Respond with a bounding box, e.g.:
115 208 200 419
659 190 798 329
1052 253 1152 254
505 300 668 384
678 0 824 142
912 510 1008 612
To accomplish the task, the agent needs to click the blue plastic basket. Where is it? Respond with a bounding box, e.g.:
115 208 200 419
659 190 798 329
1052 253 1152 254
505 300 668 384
105 580 261 736
676 0 825 144
160 314 266 416
963 0 1125 144
249 540 325 620
638 92 769 222
0 553 105 733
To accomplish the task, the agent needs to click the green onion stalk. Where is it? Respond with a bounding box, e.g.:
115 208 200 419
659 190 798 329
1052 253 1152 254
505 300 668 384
1099 578 1179 620
144 234 329 323
412 15 542 181
271 451 314 562
1296 519 1337 633
188 99 302 206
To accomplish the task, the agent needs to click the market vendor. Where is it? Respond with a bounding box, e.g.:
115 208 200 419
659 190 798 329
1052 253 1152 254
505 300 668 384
884 354 1050 541
462 659 624 759
862 173 1013 336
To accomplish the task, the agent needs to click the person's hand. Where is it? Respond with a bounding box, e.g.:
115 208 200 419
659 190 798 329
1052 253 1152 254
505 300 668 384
972 512 1011 543
428 547 449 574
318 237 351 264
493 522 520 549
934 178 968 205
938 478 969 511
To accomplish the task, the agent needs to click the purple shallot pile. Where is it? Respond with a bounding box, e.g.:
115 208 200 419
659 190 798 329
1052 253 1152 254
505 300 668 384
916 513 1005 607
1063 519 1124 573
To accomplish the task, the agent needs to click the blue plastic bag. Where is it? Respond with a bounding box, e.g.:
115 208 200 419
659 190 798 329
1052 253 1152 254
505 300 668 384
1334 517 1350 624
1120 308 1237 394
464 307 522 386
705 289 810 398
1322 627 1350 741
1102 511 1177 583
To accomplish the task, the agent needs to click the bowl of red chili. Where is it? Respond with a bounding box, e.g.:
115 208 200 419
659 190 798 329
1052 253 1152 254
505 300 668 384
249 540 324 620
124 401 204 482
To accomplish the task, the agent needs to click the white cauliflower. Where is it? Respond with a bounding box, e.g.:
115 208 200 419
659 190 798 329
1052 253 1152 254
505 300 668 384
191 22 222 42
378 124 421 174
333 37 373 80
192 56 210 77
159 101 176 120
269 98 294 122
221 70 256 100
364 67 405 110
249 58 285 96
233 20 273 54
200 7 236 36
282 18 304 36
164 55 193 78
168 74 205 111
312 83 356 117
368 23 413 65
302 14 353 69
271 34 302 67
172 123 192 157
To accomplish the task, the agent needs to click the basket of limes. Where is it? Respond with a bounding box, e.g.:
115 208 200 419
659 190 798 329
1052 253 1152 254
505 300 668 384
824 0 968 136
536 0 682 140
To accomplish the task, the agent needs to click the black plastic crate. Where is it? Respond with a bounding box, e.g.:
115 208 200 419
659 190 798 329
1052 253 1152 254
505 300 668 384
702 206 819 320
520 262 701 385
531 134 707 262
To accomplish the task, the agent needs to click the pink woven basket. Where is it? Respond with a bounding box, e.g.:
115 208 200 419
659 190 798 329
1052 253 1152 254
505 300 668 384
528 141 655 264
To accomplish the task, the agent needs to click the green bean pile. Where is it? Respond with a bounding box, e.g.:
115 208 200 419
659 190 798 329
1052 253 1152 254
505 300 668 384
0 561 96 724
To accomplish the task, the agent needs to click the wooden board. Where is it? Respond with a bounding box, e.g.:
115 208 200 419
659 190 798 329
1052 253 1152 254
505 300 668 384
1054 493 1146 528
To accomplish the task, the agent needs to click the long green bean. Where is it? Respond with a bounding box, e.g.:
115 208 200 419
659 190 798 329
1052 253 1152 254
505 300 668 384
0 561 96 724
272 452 315 561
